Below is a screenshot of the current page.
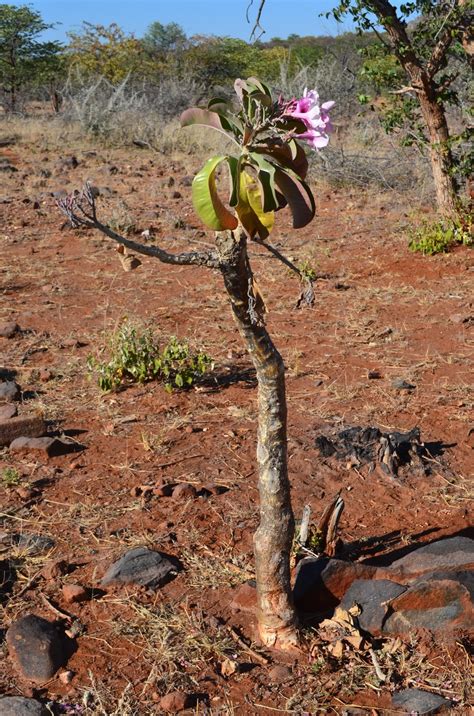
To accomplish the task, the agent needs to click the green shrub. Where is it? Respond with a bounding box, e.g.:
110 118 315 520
88 320 212 392
408 215 473 255
2 467 20 486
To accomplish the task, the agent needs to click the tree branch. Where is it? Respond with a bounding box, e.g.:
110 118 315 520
247 0 267 41
56 183 220 269
253 238 315 307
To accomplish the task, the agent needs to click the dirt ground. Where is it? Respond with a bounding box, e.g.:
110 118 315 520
1 135 473 714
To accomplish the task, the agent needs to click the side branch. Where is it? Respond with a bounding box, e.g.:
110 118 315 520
57 184 220 269
253 238 315 307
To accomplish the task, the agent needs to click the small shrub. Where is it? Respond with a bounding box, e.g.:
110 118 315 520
88 321 212 392
2 467 20 486
408 215 473 255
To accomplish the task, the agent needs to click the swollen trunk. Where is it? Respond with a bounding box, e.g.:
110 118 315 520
215 229 298 648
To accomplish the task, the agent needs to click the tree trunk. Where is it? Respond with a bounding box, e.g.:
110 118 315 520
215 228 298 649
418 84 458 216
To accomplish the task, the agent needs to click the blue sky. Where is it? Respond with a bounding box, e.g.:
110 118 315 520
27 1 358 43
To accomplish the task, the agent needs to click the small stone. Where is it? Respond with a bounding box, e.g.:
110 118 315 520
0 322 20 338
10 533 55 556
340 579 407 635
392 688 451 714
180 175 193 187
59 670 74 684
268 665 292 682
42 559 68 581
38 368 53 382
0 696 48 715
0 414 46 447
16 486 34 500
391 377 416 391
172 190 182 199
62 584 88 604
230 580 257 614
159 691 191 713
367 369 382 379
467 427 474 449
101 546 181 589
0 381 20 402
172 483 197 500
0 403 17 419
6 614 73 683
153 483 173 497
9 436 61 458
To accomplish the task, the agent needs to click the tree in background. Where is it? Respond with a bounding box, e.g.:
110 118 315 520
143 20 187 55
0 3 62 112
251 0 473 216
67 22 153 83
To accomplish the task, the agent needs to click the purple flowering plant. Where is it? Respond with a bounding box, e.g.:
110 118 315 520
180 77 333 240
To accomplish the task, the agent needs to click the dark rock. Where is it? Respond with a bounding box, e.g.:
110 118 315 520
6 614 73 683
159 691 191 713
383 579 472 635
0 322 20 338
9 436 64 458
101 546 181 589
230 580 257 614
391 377 416 390
388 537 474 575
0 558 16 600
420 569 474 599
180 175 193 186
0 381 20 402
9 533 55 556
0 696 48 715
392 688 451 714
172 190 182 199
0 403 17 420
0 414 46 447
340 579 406 635
293 558 378 612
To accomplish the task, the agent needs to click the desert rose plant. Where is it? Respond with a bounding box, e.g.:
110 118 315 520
58 77 333 649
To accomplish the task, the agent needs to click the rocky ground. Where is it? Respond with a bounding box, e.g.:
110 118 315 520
0 131 473 714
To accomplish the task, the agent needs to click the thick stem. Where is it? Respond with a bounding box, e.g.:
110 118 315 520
215 229 298 649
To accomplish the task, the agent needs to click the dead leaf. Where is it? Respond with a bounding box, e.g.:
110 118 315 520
116 245 142 271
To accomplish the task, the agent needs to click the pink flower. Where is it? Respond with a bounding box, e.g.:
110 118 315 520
284 88 334 150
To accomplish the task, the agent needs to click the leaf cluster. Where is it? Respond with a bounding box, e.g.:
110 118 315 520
87 321 212 392
181 77 316 239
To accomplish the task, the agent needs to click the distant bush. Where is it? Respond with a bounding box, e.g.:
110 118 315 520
87 320 212 392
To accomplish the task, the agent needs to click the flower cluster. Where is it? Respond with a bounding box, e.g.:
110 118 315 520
284 88 334 149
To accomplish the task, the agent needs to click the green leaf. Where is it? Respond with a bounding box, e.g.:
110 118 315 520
246 152 279 212
192 155 238 231
254 139 309 180
236 171 274 239
274 168 315 229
